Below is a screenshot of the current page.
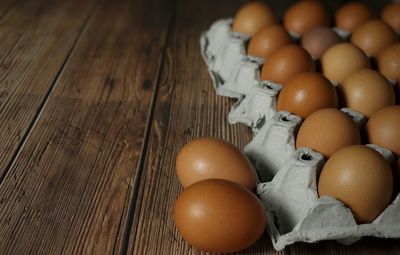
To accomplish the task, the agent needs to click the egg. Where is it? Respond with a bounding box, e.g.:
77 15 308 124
277 72 338 119
377 43 400 83
247 25 293 60
261 44 315 84
301 27 342 59
339 69 395 117
176 137 257 190
296 108 361 158
382 3 400 33
318 145 393 224
283 0 329 36
335 2 373 32
321 43 370 84
351 19 397 57
366 105 400 157
232 1 277 36
173 179 266 253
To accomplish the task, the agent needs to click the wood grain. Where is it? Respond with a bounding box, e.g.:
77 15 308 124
0 0 173 253
0 0 97 181
125 0 283 254
0 0 16 20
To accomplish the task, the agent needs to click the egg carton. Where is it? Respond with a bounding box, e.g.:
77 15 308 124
200 19 400 250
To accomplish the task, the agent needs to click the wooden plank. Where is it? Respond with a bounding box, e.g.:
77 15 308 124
289 238 400 255
0 0 16 20
0 0 97 180
0 0 173 253
125 0 283 254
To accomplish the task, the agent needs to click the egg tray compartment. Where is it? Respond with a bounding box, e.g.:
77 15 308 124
200 19 400 250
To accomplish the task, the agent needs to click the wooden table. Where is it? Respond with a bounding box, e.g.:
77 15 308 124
0 0 398 254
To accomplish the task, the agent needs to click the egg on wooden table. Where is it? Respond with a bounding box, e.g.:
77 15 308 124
232 1 277 36
366 105 400 157
247 24 293 60
276 72 338 119
318 145 393 224
283 0 329 36
173 179 267 253
296 108 361 158
335 2 373 32
382 3 400 34
321 43 370 84
351 19 397 57
301 26 342 59
339 69 395 117
261 44 315 85
176 137 257 190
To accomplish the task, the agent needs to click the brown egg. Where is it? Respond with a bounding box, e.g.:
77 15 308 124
377 43 400 83
340 69 395 117
351 19 397 57
296 108 361 158
261 44 315 84
173 179 266 253
321 43 370 84
366 105 400 157
335 2 373 32
301 27 342 59
176 137 257 190
232 1 277 36
277 72 338 119
283 0 329 36
382 3 400 33
318 145 393 224
247 25 293 59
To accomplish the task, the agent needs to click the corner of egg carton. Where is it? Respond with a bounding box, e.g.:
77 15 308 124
200 18 254 98
244 111 302 181
257 143 400 250
228 81 282 132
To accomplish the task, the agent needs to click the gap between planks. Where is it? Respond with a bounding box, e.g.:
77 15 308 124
118 0 178 253
0 0 100 187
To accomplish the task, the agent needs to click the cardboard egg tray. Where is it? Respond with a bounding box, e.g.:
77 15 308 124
200 18 400 251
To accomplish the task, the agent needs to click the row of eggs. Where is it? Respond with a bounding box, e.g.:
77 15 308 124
173 1 400 253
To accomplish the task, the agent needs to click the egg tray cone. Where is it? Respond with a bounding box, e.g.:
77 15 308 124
200 18 400 251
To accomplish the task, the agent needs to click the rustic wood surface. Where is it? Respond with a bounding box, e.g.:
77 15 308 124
0 0 398 254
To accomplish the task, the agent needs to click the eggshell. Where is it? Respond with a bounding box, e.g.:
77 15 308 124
261 44 315 84
318 145 393 224
366 105 400 157
335 2 373 32
296 108 361 158
321 43 370 84
247 25 293 60
301 26 342 59
173 179 266 253
377 43 400 83
176 137 257 190
283 0 329 36
276 72 338 119
351 19 397 57
382 3 400 33
339 69 395 117
232 1 277 36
